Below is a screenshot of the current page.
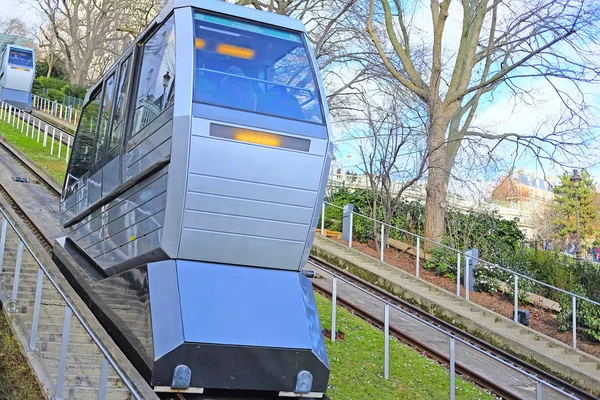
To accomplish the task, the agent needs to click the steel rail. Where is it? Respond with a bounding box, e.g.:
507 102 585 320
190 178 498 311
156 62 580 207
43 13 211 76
308 255 597 400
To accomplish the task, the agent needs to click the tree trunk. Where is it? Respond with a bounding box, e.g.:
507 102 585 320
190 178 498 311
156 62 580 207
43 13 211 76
424 109 450 245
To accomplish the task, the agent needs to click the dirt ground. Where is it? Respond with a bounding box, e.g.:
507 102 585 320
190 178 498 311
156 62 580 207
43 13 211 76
331 237 600 358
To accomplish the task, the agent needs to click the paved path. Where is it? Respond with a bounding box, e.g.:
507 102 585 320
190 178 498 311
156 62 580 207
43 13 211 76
311 235 600 398
32 109 77 133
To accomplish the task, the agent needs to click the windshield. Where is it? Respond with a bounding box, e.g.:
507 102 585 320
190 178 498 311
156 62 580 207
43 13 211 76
193 11 323 124
8 48 33 68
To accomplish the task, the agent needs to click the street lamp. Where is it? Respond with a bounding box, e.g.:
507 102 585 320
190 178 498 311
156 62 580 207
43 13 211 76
571 169 582 260
162 71 171 105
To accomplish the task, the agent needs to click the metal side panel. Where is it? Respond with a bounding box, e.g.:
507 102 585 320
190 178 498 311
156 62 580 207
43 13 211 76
160 6 194 259
182 209 309 242
178 228 305 270
187 135 322 191
184 192 314 225
102 156 120 196
186 174 317 208
96 229 162 275
177 261 312 349
127 121 172 167
148 260 183 360
88 168 103 205
126 138 172 180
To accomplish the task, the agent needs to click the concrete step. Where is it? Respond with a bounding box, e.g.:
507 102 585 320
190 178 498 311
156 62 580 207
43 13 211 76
50 373 126 390
61 386 132 400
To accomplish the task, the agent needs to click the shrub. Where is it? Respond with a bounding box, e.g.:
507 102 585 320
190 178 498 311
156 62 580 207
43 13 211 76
47 88 63 102
37 76 69 92
557 283 600 342
63 84 87 99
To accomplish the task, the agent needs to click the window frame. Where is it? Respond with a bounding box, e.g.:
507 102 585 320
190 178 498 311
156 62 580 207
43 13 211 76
61 86 103 201
191 9 326 125
128 13 176 140
89 70 117 177
105 54 133 165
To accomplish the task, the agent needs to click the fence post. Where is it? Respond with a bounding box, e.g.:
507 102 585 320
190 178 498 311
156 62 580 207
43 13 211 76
384 303 389 380
37 120 42 142
59 104 63 120
449 337 455 400
380 223 385 262
26 114 30 136
10 241 24 312
464 254 470 301
17 110 21 130
513 275 519 323
0 219 7 277
98 358 109 400
456 253 461 296
43 125 48 147
8 106 13 125
536 381 542 400
349 212 353 248
572 295 577 349
66 136 71 163
55 306 72 400
416 237 420 278
331 277 337 342
321 203 325 236
58 131 63 158
28 268 44 351
51 128 56 155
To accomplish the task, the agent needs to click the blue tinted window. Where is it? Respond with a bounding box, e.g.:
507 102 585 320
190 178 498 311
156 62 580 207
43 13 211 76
193 11 323 124
8 48 33 67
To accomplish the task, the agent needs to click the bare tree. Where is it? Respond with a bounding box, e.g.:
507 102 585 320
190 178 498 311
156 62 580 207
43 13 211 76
116 0 165 38
352 86 428 247
35 0 134 85
365 0 600 242
0 17 30 37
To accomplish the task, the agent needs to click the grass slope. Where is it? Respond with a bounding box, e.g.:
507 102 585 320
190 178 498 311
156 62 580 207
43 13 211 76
0 117 68 184
0 311 45 399
315 295 496 399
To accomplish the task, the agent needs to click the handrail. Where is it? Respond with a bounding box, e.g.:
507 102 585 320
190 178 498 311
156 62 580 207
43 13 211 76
323 201 600 308
0 206 143 400
309 260 579 399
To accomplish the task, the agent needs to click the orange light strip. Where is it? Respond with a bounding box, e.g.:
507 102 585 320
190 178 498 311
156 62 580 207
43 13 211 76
216 43 255 59
234 129 281 147
195 38 206 49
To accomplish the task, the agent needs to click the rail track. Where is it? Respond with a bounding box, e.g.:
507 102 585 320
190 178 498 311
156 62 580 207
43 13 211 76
0 130 596 399
308 256 597 400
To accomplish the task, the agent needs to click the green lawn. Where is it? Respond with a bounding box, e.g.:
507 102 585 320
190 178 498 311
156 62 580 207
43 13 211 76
0 116 68 184
0 311 45 399
315 294 496 399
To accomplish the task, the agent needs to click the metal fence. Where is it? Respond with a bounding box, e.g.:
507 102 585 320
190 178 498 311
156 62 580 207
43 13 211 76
320 201 600 350
62 93 84 109
0 102 72 164
32 94 81 126
0 207 141 399
309 259 578 400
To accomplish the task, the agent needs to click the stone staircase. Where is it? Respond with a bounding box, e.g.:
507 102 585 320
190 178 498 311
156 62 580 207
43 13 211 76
0 225 133 399
311 234 600 396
